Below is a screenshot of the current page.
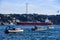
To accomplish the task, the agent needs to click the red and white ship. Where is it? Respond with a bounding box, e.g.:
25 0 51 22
17 18 53 25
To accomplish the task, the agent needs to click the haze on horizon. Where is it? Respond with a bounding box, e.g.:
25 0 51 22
0 0 60 15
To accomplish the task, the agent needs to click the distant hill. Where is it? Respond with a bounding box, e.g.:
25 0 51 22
0 14 60 25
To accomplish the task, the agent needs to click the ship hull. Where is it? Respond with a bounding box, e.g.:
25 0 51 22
17 22 53 25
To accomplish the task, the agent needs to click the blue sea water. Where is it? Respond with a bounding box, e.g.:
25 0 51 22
0 25 60 40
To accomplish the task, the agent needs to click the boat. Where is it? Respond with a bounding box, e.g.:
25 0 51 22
49 26 54 29
36 28 47 31
31 26 47 31
5 28 24 33
31 27 47 31
17 22 53 25
17 18 53 25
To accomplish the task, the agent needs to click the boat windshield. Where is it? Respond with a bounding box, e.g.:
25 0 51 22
6 25 15 30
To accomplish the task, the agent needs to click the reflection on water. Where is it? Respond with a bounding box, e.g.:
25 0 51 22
0 25 60 40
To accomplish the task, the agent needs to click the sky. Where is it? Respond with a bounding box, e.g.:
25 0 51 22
0 0 60 15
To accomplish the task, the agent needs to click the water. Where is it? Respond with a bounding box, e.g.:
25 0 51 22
0 25 60 40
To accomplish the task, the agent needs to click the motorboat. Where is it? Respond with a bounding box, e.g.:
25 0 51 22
5 28 24 33
5 22 24 33
49 26 54 29
36 28 47 31
31 26 47 31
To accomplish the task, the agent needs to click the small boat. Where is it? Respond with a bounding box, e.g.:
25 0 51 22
5 24 24 33
36 28 47 31
49 27 54 29
5 28 24 33
31 26 47 31
5 22 24 33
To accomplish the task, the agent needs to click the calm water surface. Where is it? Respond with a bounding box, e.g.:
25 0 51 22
0 25 60 40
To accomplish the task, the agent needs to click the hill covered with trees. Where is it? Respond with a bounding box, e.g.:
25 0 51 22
0 14 60 25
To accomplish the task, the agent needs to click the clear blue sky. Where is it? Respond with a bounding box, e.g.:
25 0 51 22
0 0 60 15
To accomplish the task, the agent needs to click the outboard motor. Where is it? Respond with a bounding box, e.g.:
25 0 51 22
5 30 9 33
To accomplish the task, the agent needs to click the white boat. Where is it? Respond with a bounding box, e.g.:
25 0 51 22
36 28 47 31
5 28 24 33
49 27 54 29
31 26 47 31
8 28 23 32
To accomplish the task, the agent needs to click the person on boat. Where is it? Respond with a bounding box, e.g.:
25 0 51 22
34 26 38 29
31 25 38 31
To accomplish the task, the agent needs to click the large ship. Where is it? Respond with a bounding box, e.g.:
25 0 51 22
17 22 53 25
17 18 53 25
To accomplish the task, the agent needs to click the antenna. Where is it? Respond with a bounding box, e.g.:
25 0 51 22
26 3 28 14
